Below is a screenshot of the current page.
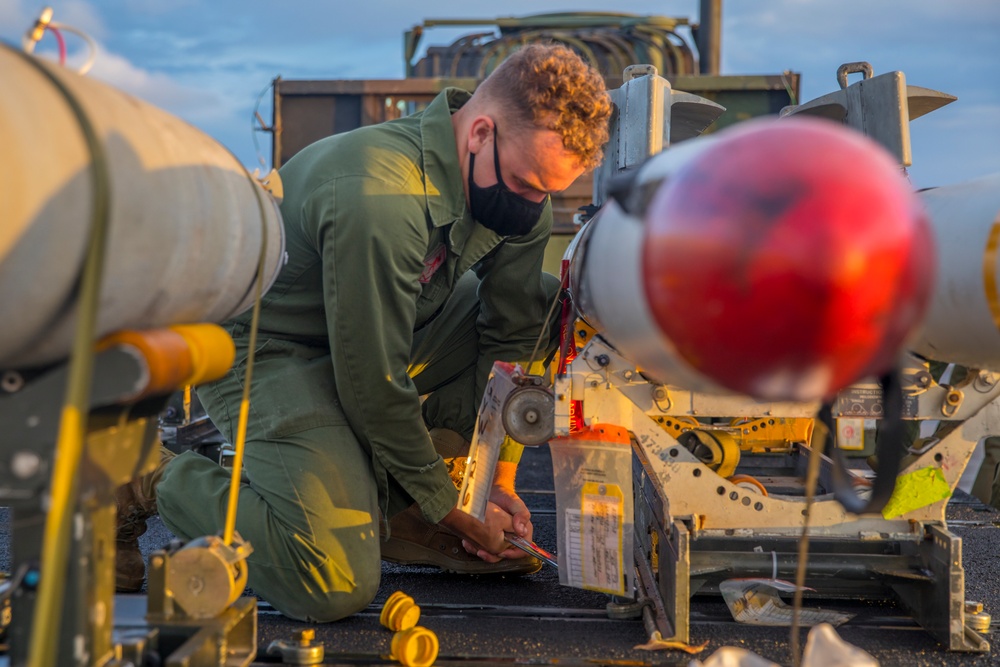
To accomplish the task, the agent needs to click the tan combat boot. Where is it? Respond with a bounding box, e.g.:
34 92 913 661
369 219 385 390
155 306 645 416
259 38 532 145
115 445 176 592
435 426 471 488
380 428 541 576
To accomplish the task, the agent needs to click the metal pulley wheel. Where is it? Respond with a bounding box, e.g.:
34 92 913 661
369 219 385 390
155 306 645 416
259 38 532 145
167 534 252 619
502 385 555 446
677 429 741 478
727 474 768 496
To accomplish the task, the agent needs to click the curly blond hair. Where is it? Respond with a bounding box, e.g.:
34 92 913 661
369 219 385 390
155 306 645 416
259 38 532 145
476 43 612 171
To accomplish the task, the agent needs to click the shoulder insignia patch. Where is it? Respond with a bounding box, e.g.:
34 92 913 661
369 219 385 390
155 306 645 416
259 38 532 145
419 243 448 284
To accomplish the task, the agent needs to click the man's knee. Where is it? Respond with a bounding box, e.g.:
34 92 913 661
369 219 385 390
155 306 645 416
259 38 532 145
261 538 382 623
275 571 381 623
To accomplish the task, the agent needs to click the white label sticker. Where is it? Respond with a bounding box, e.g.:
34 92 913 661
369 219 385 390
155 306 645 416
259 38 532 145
837 417 865 451
561 483 624 595
458 362 519 520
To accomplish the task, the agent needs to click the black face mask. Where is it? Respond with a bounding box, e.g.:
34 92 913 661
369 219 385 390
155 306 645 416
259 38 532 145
468 126 548 237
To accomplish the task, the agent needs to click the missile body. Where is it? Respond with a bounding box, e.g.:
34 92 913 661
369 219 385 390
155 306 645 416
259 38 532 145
569 117 935 401
912 174 1000 370
0 46 285 369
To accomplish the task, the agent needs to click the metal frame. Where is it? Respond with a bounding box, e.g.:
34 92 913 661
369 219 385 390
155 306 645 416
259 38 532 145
556 336 992 652
0 350 165 665
116 596 257 667
0 349 259 665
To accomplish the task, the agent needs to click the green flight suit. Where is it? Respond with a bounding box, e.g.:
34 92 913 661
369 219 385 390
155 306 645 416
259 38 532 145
155 89 559 622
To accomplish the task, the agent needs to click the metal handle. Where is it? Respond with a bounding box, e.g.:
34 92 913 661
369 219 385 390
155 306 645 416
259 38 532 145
837 61 874 89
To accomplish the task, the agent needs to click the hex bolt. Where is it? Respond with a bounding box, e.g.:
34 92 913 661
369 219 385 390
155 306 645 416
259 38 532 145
10 451 41 479
266 627 325 665
1 371 24 393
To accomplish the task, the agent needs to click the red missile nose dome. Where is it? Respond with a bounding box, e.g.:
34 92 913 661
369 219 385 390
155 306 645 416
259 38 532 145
641 116 935 401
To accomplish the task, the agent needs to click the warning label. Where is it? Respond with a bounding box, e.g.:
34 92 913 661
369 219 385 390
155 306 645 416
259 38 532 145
836 386 917 418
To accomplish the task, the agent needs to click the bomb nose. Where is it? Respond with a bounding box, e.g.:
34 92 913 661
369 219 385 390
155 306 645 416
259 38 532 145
640 116 934 401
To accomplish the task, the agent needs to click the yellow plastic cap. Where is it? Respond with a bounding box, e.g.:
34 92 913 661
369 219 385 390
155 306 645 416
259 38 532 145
380 591 421 631
390 626 438 667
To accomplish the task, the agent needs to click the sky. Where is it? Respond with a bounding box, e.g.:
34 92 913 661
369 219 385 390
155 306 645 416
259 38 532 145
2 0 998 190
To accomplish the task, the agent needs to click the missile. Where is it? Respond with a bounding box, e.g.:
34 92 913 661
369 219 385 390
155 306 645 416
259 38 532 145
0 45 285 370
569 116 935 402
911 173 1000 370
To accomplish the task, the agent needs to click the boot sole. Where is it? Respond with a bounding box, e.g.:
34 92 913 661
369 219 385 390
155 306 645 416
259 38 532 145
116 575 144 593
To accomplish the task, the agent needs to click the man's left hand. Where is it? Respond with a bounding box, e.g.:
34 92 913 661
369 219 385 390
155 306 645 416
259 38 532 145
489 461 534 560
461 461 537 561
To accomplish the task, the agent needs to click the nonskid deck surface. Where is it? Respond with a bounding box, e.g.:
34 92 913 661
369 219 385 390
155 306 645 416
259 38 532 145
4 445 997 666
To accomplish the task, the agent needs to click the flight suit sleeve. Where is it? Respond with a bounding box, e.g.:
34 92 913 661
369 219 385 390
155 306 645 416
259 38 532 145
305 175 458 523
474 205 557 464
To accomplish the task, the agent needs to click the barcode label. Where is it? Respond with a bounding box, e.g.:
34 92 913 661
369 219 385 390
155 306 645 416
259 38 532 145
563 484 625 595
550 427 633 597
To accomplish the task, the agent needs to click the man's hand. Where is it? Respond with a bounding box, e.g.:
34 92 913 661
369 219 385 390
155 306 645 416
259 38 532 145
439 504 511 561
491 459 532 533
442 461 537 563
488 485 536 560
477 459 535 561
441 498 535 564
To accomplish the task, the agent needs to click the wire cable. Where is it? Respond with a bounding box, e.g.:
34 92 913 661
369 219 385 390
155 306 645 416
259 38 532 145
48 26 66 65
789 406 828 667
251 79 274 171
829 372 905 515
22 10 98 76
222 174 271 547
11 42 112 667
527 271 569 373
48 21 98 75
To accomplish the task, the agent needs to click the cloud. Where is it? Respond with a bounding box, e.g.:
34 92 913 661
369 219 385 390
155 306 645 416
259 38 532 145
717 0 999 189
0 5 228 126
909 103 1000 188
49 0 107 41
83 48 229 124
1 0 108 43
3 0 995 180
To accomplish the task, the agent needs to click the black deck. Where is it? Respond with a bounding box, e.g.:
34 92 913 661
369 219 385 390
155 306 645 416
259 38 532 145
4 444 999 666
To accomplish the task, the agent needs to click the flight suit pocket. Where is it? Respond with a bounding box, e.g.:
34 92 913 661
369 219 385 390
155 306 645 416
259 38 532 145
241 338 348 439
414 279 447 329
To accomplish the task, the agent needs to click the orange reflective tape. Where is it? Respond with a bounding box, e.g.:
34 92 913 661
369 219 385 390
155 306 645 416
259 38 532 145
983 216 1000 334
97 329 192 398
169 323 236 385
557 423 630 444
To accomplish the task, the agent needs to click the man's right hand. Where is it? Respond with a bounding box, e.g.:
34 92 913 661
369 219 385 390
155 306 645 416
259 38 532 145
439 503 512 561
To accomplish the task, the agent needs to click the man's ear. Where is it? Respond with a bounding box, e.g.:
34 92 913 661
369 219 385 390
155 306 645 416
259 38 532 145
468 115 494 154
